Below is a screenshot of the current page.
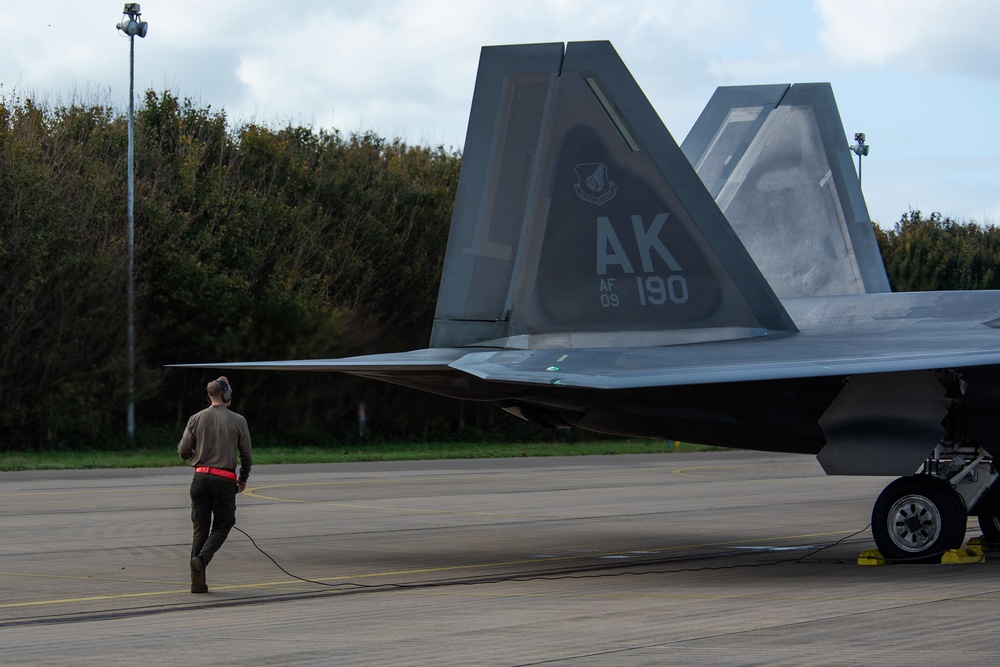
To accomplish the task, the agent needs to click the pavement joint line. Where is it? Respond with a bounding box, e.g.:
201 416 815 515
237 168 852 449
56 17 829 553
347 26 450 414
0 466 704 499
0 469 632 499
241 460 811 497
246 470 612 490
671 463 785 478
0 461 806 499
7 568 1000 625
386 589 1000 603
6 583 999 615
239 495 563 518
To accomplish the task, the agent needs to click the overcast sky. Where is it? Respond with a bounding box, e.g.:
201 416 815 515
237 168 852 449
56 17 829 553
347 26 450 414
2 0 998 226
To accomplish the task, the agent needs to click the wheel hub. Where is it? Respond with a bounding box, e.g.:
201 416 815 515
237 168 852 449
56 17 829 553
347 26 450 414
888 494 941 552
903 513 925 532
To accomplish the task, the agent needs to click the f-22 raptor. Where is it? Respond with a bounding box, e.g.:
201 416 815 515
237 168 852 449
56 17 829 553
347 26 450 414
181 41 1000 562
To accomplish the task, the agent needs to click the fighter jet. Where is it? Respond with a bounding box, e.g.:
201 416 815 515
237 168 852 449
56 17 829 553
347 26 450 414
178 41 1000 563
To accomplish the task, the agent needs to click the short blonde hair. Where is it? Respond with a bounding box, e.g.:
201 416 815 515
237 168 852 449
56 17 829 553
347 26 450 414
207 376 232 402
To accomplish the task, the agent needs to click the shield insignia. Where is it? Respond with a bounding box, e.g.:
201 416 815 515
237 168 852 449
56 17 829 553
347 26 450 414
573 162 617 206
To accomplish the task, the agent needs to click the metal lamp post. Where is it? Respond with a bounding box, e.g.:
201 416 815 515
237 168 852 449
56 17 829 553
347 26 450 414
116 3 148 439
850 132 869 190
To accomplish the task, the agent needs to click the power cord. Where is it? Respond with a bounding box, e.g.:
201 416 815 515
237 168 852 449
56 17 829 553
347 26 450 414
232 525 377 589
232 523 876 590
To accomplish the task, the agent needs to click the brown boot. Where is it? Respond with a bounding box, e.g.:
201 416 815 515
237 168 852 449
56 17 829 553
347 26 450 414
190 556 207 593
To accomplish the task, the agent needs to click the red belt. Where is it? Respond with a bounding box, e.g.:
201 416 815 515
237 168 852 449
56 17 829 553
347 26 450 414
195 466 238 481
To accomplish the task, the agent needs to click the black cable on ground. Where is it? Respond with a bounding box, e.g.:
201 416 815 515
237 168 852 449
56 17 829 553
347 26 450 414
232 525 377 589
232 523 878 590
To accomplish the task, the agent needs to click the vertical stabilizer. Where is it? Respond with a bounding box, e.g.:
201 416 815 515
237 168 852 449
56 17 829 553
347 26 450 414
431 42 796 349
682 84 891 297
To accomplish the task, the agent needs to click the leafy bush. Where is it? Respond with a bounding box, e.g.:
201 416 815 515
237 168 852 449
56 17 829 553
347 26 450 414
0 91 464 449
875 210 1000 291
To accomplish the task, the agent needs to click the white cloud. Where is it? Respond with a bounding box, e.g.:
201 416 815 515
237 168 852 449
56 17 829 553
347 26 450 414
207 0 750 143
0 0 997 222
816 0 1000 78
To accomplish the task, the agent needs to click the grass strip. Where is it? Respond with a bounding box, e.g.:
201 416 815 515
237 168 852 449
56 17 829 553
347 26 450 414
0 440 718 472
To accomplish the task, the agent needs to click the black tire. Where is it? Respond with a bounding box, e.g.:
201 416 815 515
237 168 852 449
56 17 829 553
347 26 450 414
977 514 1000 545
871 476 967 563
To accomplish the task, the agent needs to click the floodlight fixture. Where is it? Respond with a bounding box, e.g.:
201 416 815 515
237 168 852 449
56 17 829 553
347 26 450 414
117 3 148 39
851 132 869 157
850 132 869 189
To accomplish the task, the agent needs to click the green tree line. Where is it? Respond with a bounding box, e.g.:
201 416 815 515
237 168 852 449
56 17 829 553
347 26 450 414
0 91 529 450
875 210 1000 291
2 93 998 450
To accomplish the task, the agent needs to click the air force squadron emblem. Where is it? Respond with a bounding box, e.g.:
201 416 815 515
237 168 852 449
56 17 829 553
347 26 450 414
574 163 617 206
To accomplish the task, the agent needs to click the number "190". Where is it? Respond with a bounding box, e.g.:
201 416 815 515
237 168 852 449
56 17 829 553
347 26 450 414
636 275 688 305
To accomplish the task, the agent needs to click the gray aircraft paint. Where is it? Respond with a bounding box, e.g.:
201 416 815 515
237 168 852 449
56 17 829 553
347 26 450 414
430 41 796 350
176 42 1000 481
681 83 891 298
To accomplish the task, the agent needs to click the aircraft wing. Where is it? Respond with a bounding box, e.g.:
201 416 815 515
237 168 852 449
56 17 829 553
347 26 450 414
181 326 1000 391
174 41 1000 561
180 288 1000 391
449 291 1000 389
448 331 1000 390
174 348 469 374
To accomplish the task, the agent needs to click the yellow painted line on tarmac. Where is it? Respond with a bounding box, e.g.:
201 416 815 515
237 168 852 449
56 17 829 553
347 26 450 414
0 587 202 609
0 528 868 610
0 486 185 498
0 571 187 585
10 581 998 610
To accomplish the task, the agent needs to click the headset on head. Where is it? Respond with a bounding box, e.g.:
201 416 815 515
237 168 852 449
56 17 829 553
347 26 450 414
215 377 232 403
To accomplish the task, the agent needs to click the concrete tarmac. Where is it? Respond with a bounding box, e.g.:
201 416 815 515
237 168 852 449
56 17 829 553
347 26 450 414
3 451 1000 666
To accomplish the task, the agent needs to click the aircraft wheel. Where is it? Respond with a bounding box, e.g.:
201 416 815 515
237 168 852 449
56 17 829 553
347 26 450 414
977 514 1000 545
871 476 967 563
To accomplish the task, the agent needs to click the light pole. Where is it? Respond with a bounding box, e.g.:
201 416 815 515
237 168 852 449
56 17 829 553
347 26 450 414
117 3 148 439
850 132 869 190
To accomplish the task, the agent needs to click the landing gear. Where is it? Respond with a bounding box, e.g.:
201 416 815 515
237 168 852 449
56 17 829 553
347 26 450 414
977 514 1000 545
871 476 967 563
